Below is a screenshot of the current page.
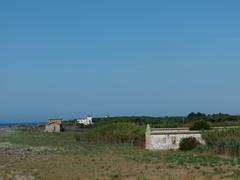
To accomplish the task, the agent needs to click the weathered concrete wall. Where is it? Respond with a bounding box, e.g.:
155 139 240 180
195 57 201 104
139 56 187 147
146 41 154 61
145 124 152 149
151 133 203 150
146 125 204 150
45 124 61 133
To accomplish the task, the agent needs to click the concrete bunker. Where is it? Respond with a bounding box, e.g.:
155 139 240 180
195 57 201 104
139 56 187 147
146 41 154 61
145 124 204 150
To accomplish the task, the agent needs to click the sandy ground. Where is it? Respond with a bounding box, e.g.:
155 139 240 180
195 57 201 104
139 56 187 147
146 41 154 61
0 142 233 180
0 128 238 180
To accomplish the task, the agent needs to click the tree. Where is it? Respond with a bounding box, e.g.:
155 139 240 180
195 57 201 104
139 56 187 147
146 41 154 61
189 120 211 131
187 112 206 120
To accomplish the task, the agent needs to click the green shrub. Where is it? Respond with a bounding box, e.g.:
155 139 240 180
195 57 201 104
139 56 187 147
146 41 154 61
194 144 210 153
203 128 240 157
75 123 145 146
189 120 211 131
179 137 199 151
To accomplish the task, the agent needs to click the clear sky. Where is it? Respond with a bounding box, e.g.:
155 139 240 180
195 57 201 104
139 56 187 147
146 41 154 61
1 1 240 123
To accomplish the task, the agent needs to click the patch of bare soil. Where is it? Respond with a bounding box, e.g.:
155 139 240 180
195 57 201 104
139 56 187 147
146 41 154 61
0 153 227 180
0 142 236 180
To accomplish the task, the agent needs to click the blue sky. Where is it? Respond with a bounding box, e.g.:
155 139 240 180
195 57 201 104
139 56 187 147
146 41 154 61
1 1 240 122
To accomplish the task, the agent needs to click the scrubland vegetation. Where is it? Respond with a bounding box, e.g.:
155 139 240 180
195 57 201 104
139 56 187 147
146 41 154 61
203 128 240 158
189 120 211 131
74 123 145 146
1 113 240 179
1 128 240 179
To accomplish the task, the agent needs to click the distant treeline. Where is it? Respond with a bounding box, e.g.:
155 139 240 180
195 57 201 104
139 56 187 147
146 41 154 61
187 112 240 123
62 113 240 129
92 113 240 128
93 116 183 128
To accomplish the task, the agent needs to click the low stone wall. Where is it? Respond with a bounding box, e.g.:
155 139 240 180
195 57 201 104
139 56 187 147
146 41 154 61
146 125 204 150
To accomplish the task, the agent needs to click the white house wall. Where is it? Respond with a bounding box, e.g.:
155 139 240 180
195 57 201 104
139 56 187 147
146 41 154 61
76 117 93 125
150 133 204 150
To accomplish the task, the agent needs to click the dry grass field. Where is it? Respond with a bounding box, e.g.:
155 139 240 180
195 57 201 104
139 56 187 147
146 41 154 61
1 128 240 180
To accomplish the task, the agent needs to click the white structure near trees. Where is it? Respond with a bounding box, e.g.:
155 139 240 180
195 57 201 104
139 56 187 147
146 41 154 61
145 124 204 150
76 116 93 125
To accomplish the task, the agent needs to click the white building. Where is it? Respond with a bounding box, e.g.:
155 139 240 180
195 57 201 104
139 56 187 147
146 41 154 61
145 125 204 150
76 116 93 125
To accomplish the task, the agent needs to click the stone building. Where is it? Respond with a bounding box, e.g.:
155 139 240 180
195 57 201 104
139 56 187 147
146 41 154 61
45 119 63 133
145 124 204 150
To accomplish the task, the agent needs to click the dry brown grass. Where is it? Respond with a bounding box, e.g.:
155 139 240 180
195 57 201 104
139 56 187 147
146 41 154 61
1 150 238 180
0 154 203 180
0 129 240 180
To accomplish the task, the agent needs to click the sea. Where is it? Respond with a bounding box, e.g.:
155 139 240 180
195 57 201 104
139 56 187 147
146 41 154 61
0 122 44 128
